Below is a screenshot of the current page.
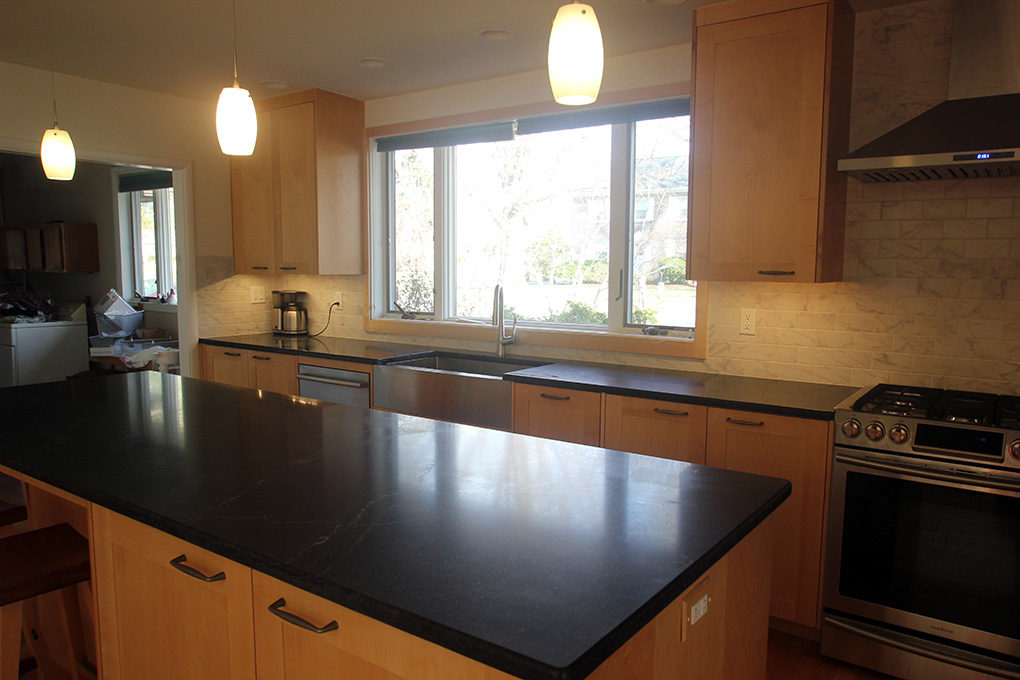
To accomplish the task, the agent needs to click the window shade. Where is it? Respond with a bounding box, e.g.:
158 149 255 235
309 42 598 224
375 121 516 152
118 171 173 193
516 98 689 135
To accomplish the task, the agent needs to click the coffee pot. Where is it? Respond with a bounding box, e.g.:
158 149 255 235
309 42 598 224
272 290 309 336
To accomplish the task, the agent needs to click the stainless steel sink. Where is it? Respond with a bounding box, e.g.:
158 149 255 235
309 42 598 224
372 352 545 430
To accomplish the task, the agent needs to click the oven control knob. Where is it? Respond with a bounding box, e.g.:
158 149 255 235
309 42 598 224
865 421 885 441
841 419 862 438
889 424 910 445
1010 440 1020 461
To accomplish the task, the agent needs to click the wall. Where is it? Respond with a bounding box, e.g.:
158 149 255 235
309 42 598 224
198 0 1020 396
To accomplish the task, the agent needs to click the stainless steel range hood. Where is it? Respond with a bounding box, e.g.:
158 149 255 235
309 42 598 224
838 0 1020 183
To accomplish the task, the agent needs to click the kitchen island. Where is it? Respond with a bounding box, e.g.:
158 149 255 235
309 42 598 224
0 372 789 679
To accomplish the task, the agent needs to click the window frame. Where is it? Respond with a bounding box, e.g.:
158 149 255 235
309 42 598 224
129 187 176 298
366 100 707 359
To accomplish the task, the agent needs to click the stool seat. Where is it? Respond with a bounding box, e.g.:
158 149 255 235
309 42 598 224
0 523 90 607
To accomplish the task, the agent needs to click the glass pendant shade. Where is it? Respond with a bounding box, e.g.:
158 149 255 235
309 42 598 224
548 2 604 106
216 83 258 155
40 125 76 180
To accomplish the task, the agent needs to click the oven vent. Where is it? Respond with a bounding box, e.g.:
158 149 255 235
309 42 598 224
855 162 1019 183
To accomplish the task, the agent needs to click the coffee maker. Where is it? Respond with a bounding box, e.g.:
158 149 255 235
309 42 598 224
272 290 309 336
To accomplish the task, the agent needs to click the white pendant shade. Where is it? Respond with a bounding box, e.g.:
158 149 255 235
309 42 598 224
40 125 76 181
216 83 258 155
548 2 604 106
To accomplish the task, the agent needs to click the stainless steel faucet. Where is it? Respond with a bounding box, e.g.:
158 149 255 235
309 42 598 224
492 284 517 359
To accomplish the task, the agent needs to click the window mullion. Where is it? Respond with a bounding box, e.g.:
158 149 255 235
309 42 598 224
607 123 633 332
385 152 398 314
154 191 170 296
434 146 456 320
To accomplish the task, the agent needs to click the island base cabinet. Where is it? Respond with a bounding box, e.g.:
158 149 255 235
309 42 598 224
252 572 516 680
91 506 256 680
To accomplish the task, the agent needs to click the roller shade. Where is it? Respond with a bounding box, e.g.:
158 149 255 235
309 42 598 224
375 121 516 152
118 171 173 193
516 98 689 135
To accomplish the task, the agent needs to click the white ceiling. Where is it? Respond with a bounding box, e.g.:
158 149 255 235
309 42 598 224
0 0 719 103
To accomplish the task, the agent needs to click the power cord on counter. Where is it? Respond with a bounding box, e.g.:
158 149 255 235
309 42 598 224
309 302 339 337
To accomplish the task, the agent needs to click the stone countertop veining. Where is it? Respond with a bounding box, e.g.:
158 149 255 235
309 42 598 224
0 372 789 680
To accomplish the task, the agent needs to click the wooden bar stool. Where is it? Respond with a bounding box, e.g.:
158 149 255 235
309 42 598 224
0 522 90 679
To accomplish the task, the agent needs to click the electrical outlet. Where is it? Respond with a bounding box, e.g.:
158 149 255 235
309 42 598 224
689 594 709 627
250 286 266 304
333 291 344 311
740 308 756 335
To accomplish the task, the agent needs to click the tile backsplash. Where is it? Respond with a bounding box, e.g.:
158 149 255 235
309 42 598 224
195 0 1020 394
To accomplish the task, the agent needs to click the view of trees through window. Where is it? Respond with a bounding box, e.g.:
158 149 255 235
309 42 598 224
387 113 694 330
135 188 176 298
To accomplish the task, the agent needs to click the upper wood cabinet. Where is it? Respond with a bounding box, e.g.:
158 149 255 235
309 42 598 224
705 407 831 628
512 383 602 446
603 395 707 465
92 506 256 680
2 223 100 272
231 89 364 276
687 0 854 282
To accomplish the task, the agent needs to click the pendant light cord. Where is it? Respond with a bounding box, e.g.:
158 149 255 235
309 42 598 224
231 0 239 85
50 71 59 127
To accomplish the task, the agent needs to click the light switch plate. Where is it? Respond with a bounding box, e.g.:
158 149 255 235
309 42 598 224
250 286 266 304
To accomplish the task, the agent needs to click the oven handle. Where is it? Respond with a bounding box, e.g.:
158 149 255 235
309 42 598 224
835 451 1020 494
824 616 1020 679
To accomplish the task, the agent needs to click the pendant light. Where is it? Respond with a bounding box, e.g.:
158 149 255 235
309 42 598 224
40 72 76 181
547 1 604 106
216 0 257 155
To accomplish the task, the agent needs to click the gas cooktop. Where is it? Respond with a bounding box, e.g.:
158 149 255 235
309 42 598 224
852 384 1020 428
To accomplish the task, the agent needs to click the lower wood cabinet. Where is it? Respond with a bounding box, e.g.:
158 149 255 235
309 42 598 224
200 345 297 395
202 347 250 388
705 408 830 628
603 395 707 464
91 506 256 680
512 383 602 446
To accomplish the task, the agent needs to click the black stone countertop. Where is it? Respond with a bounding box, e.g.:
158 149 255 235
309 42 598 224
0 373 789 680
504 363 859 421
199 333 434 364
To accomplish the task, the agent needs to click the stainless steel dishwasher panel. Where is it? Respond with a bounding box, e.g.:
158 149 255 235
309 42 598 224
297 364 371 408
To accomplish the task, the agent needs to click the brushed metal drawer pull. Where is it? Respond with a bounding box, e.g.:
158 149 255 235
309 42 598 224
757 270 795 276
297 375 367 388
279 266 298 271
653 408 689 417
252 355 272 361
251 266 269 270
726 417 765 427
223 351 242 357
169 555 226 582
539 393 570 401
268 598 338 634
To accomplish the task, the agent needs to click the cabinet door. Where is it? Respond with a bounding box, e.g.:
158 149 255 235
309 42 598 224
42 225 64 271
249 352 297 395
512 384 601 446
273 102 318 275
688 3 828 282
603 395 707 464
2 230 27 270
202 346 250 388
25 228 44 271
92 506 256 680
705 408 829 627
253 572 515 680
231 109 275 275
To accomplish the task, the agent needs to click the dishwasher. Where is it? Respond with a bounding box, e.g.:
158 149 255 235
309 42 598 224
296 363 370 408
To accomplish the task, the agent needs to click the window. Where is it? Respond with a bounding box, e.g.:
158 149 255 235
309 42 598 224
371 99 700 348
129 187 177 298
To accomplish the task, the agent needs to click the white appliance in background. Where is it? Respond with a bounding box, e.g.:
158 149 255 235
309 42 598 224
0 320 89 388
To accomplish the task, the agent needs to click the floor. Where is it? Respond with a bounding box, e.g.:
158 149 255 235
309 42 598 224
767 630 895 679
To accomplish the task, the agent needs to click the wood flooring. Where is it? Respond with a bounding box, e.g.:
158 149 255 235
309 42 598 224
768 629 896 679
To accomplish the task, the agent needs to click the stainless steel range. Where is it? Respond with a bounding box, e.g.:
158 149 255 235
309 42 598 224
822 384 1020 680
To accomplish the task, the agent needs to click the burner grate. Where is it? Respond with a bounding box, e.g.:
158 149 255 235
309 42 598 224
852 384 943 419
997 396 1020 430
933 391 998 426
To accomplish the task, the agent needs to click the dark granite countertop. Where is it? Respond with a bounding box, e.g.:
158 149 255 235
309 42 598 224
200 333 434 364
504 363 859 421
0 373 789 680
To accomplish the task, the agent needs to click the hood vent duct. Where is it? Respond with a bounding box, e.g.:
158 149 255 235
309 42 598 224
839 0 1020 183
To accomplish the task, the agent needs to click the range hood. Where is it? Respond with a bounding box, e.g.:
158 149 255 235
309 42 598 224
839 0 1020 183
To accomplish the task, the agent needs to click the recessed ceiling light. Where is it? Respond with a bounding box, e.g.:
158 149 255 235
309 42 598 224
260 80 290 90
357 57 391 69
477 29 514 42
644 0 687 4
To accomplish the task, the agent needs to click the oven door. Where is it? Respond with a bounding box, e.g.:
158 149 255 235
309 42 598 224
824 447 1020 658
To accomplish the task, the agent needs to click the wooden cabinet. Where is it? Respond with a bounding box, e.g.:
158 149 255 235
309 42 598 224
199 345 297 395
687 0 853 282
705 407 830 628
512 383 601 446
91 506 256 680
1 230 27 270
603 395 707 464
201 346 250 388
231 89 364 276
3 223 99 272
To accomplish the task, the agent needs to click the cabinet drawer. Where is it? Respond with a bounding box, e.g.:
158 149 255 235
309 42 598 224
512 383 601 446
202 346 251 388
248 351 298 395
603 395 707 464
252 572 515 680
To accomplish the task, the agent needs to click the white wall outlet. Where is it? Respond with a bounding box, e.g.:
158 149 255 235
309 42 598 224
333 291 344 311
740 308 756 335
250 286 266 304
689 594 709 627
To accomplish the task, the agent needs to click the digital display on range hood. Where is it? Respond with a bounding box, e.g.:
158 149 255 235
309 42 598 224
953 151 1015 161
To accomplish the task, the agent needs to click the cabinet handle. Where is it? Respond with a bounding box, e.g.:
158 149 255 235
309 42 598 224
223 351 242 357
268 598 338 634
297 375 367 388
251 266 269 270
539 393 570 401
757 270 795 276
169 555 226 582
653 407 689 417
726 417 765 427
252 355 272 361
279 266 298 271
